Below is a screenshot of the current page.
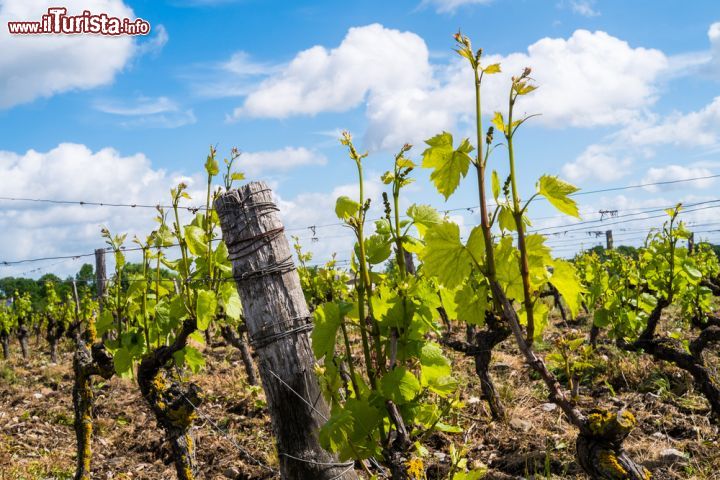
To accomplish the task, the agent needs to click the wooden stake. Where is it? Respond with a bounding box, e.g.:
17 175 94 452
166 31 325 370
94 249 106 310
215 182 357 480
605 230 614 250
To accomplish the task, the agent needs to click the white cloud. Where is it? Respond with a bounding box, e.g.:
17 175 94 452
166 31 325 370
563 95 720 182
706 22 720 76
223 51 278 77
0 0 155 109
191 51 280 98
568 0 599 17
0 143 193 275
367 29 667 148
561 145 632 182
625 96 720 148
94 96 196 128
641 165 716 192
231 24 432 119
275 178 384 263
229 25 667 150
95 96 177 116
419 0 493 14
0 142 331 276
136 24 169 57
480 30 667 128
240 147 327 177
666 21 720 78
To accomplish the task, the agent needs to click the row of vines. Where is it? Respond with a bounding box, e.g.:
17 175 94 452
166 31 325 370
1 33 719 480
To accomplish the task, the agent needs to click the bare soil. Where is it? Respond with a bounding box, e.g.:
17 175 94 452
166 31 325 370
1 320 719 480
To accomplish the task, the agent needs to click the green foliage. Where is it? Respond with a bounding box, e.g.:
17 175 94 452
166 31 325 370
96 147 244 379
421 222 484 289
421 132 474 200
537 175 580 219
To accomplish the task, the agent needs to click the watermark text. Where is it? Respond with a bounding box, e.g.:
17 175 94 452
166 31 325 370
8 8 151 35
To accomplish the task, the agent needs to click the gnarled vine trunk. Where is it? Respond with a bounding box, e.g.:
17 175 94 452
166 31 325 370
1 332 10 359
46 316 65 363
137 318 202 480
17 319 29 361
73 341 114 480
489 280 651 479
621 301 720 421
440 310 510 420
220 324 258 386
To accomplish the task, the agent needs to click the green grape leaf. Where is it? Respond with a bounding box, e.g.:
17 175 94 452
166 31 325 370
421 222 482 289
204 155 219 175
381 297 415 330
421 132 474 200
96 309 115 336
173 345 205 373
319 409 353 457
113 348 133 378
683 263 702 282
494 236 523 299
466 225 485 260
514 81 538 95
638 293 658 313
407 204 441 238
335 196 360 220
491 170 500 201
537 175 580 218
521 301 549 340
549 259 582 318
219 282 242 320
312 302 342 359
454 468 489 480
361 234 392 265
196 289 217 331
455 282 488 326
420 342 455 396
483 63 501 74
184 225 208 256
492 112 506 136
344 397 381 444
438 286 458 321
380 367 421 405
498 205 516 232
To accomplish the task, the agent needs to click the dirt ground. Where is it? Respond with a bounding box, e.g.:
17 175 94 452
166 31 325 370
1 320 719 480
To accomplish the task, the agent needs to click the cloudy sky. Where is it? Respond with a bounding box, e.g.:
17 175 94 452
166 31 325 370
1 0 719 278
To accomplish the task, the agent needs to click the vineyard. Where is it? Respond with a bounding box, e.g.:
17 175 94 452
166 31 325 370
2 33 720 480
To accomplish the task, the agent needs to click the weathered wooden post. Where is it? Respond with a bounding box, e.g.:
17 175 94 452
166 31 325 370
215 182 357 480
605 230 614 250
94 249 106 310
689 232 695 255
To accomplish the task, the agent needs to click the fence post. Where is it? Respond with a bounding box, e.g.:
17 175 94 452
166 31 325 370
605 230 614 250
689 232 695 254
94 249 106 311
215 182 357 480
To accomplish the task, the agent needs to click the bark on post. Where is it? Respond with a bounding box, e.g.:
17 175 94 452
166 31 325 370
215 182 357 480
95 249 106 309
605 230 614 250
688 232 695 255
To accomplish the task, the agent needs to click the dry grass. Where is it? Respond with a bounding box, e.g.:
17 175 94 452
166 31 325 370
0 314 719 479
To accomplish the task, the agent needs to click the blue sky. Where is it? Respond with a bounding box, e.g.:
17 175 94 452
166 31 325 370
1 0 720 277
